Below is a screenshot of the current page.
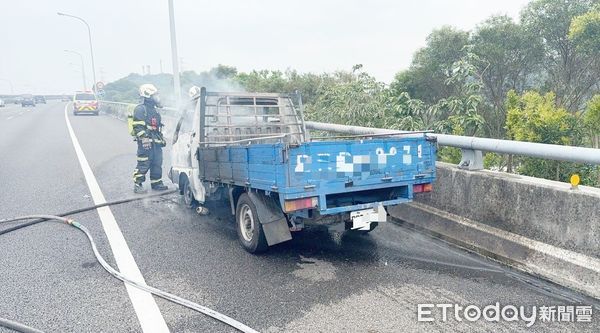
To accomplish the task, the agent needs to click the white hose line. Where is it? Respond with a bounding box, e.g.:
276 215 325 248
0 215 260 333
0 317 45 333
76 223 260 333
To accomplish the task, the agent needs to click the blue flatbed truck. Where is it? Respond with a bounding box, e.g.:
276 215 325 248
169 88 437 253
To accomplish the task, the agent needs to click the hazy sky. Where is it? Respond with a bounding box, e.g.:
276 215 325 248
0 0 530 94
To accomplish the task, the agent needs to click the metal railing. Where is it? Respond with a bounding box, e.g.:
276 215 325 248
305 121 600 170
99 101 178 121
100 101 600 170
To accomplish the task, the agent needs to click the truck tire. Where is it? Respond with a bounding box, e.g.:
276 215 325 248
180 176 198 209
235 193 268 253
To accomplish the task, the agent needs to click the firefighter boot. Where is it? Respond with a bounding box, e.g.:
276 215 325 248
134 183 147 194
151 180 168 191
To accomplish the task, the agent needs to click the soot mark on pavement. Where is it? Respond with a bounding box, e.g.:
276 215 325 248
292 255 337 282
81 261 98 269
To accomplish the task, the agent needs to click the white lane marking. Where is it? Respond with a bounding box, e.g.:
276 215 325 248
64 103 170 332
7 116 13 120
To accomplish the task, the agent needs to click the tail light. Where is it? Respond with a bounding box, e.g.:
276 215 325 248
413 183 433 193
284 197 318 212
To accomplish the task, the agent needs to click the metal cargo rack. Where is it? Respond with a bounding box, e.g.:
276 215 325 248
199 90 308 146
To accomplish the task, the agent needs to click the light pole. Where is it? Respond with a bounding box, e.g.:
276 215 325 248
168 0 182 107
0 78 14 94
57 12 97 91
65 50 87 90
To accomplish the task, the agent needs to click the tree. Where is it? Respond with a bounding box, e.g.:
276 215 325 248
390 51 486 164
391 51 486 135
506 91 577 144
506 90 582 181
579 95 600 186
471 15 544 138
521 0 599 111
103 74 143 103
235 70 288 93
584 95 600 148
304 66 394 129
210 64 238 79
390 26 469 105
569 7 600 54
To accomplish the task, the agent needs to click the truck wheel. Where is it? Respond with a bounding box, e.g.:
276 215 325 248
236 193 268 253
181 176 197 209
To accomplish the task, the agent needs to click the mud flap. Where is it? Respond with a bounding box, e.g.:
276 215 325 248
247 192 292 246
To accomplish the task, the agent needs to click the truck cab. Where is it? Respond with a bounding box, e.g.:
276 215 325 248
170 88 436 253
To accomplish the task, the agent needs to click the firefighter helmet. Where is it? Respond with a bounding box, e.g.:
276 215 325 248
139 84 158 98
189 86 201 99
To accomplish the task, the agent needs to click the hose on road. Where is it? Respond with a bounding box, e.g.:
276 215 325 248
0 214 259 333
0 189 178 236
0 317 44 333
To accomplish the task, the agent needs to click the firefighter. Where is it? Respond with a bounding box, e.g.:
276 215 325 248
132 84 168 193
189 85 201 102
172 86 202 145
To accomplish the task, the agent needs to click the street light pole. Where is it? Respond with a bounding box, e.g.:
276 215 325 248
65 50 87 90
57 12 97 90
168 0 182 107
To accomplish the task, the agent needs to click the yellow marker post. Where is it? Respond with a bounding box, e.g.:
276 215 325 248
570 174 580 189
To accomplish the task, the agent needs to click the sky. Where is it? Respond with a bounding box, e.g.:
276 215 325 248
0 0 531 95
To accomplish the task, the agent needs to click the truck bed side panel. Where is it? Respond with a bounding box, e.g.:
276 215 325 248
198 145 285 189
287 137 435 190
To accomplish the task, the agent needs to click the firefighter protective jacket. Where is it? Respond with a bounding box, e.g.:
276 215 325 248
131 102 166 146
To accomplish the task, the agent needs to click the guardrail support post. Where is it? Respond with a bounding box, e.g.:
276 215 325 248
458 149 483 170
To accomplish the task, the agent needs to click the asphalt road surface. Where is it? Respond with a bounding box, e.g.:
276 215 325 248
1 101 598 332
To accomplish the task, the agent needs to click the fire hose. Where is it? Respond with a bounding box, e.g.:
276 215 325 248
0 192 259 333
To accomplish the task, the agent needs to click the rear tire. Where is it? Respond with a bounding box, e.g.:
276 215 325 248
235 193 268 253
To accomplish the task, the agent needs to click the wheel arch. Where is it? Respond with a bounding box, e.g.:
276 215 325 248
177 171 188 195
228 186 245 215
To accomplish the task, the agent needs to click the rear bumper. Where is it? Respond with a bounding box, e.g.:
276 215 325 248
318 196 411 215
280 177 435 216
74 106 98 112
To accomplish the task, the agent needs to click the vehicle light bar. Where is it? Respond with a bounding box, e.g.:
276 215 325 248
284 197 318 212
413 183 433 193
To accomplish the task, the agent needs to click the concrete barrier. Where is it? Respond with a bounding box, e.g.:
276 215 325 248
389 162 600 299
99 102 132 121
